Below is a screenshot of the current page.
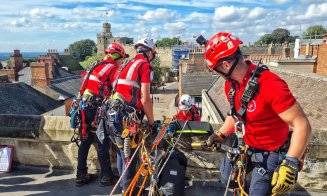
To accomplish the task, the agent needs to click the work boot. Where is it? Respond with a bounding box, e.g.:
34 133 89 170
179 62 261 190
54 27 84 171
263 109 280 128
75 172 91 187
99 175 115 186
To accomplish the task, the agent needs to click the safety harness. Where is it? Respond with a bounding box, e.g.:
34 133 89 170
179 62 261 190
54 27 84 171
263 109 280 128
70 60 109 146
228 64 269 134
225 64 269 196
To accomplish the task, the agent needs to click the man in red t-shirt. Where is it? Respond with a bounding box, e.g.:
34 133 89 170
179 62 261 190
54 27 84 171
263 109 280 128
197 32 311 195
110 38 157 193
75 43 129 187
176 94 200 121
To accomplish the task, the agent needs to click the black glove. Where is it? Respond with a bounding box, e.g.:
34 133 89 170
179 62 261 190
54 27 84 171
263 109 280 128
207 131 226 147
149 122 158 133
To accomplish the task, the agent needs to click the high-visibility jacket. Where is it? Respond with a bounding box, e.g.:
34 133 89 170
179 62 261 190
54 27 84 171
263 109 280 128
115 54 153 110
176 105 200 121
82 58 118 98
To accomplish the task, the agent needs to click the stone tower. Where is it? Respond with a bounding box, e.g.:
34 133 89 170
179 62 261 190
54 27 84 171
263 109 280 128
97 22 113 56
10 49 23 71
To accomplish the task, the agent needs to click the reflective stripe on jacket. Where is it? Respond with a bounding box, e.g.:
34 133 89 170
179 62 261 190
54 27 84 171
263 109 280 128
83 58 117 97
115 56 148 110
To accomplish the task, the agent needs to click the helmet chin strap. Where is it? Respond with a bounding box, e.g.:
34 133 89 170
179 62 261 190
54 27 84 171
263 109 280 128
214 51 241 81
137 49 153 62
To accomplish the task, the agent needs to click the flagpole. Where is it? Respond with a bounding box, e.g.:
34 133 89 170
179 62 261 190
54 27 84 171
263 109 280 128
105 10 108 23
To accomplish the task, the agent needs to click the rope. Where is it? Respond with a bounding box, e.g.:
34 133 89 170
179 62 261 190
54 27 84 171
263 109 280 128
155 120 189 183
109 133 149 196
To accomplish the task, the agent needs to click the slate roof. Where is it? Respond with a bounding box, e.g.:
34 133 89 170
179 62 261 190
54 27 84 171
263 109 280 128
49 75 82 99
18 66 76 86
207 67 327 129
182 73 218 96
0 82 63 115
18 67 32 85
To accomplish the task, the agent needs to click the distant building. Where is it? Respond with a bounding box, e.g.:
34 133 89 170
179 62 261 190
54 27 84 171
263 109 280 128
0 49 24 82
96 22 133 56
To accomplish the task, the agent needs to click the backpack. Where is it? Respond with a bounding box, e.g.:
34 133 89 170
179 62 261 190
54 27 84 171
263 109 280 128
158 149 188 196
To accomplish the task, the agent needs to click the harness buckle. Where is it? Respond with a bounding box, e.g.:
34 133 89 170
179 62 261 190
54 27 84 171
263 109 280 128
257 167 267 177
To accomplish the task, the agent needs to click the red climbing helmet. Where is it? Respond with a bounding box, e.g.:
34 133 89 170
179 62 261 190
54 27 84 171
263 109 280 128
204 32 243 69
104 42 129 58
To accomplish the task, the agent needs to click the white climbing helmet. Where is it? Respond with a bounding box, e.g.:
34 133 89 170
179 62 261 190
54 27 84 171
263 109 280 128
179 94 194 110
134 38 156 51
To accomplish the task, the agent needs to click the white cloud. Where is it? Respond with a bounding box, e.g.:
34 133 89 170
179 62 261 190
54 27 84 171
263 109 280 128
295 3 327 20
248 7 265 19
183 12 211 23
213 6 247 22
138 8 177 21
72 7 111 19
164 22 187 32
273 0 292 4
11 17 30 27
116 3 148 11
27 8 54 19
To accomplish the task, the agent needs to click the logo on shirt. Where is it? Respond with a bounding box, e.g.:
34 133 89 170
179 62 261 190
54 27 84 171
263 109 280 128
247 100 256 112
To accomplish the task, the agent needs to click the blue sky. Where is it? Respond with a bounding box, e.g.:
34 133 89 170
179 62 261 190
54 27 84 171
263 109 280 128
0 0 327 52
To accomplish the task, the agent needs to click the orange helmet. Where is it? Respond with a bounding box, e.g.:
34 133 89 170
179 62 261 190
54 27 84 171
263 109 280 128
104 42 129 58
205 32 243 69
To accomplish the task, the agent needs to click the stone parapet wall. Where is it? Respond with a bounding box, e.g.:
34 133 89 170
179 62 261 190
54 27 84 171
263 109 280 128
123 45 173 68
1 115 326 191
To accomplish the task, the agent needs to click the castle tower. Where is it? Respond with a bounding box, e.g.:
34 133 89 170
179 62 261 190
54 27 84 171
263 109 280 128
10 49 23 71
103 22 112 37
97 22 113 56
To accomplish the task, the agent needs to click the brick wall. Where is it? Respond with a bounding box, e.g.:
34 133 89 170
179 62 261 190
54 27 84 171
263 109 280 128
31 62 50 87
10 49 23 71
37 56 55 79
0 69 17 82
299 45 319 56
316 43 327 76
181 53 207 73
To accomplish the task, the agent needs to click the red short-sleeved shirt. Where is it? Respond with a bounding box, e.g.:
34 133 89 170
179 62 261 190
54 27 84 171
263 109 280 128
225 61 296 151
115 54 153 110
176 105 201 121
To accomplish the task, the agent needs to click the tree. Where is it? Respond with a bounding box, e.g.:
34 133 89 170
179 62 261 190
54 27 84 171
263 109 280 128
255 34 273 45
303 25 327 39
119 37 133 45
151 56 163 86
156 37 181 47
255 28 296 44
271 28 290 44
69 39 96 61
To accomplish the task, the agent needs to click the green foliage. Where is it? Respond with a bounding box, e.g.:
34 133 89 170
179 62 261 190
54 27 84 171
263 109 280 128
255 28 298 44
303 25 327 39
156 37 181 47
69 39 96 61
255 34 273 45
58 56 83 71
6 60 11 68
271 28 290 44
23 58 35 67
151 57 165 86
119 37 134 44
79 55 104 69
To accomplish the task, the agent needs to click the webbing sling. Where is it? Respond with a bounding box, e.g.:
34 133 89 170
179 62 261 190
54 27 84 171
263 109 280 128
228 65 269 132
